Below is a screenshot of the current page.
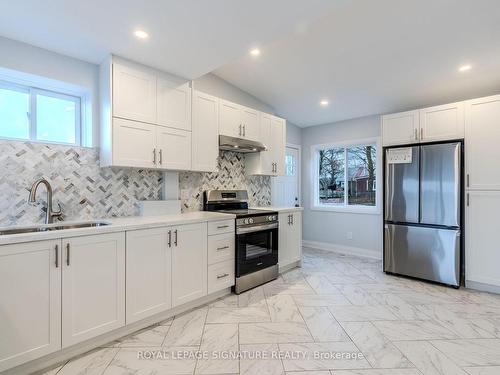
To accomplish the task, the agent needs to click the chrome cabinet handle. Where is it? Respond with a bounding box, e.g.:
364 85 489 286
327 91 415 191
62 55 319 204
159 149 163 165
174 229 178 246
168 230 172 247
217 245 230 251
66 243 70 266
239 124 242 136
287 214 291 225
467 174 470 188
243 124 246 137
153 148 157 164
55 244 59 268
467 193 470 207
291 214 294 225
414 128 418 141
217 225 229 229
420 127 424 140
217 273 229 279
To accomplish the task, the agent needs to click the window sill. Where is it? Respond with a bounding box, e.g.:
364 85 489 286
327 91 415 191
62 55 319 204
311 205 381 215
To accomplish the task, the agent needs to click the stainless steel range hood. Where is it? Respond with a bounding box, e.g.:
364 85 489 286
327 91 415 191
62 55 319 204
219 135 267 153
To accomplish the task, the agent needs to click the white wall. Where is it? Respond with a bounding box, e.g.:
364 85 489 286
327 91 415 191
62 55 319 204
0 36 99 146
301 115 383 257
286 121 302 145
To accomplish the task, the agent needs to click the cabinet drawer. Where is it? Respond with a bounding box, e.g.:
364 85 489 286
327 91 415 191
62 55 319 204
208 233 235 265
208 220 235 235
208 260 235 294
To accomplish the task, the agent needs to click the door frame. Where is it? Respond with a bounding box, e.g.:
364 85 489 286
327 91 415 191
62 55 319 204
271 142 302 207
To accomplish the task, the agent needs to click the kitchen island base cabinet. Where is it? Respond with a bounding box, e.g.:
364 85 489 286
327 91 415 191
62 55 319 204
172 223 208 307
278 211 302 272
0 240 61 372
126 228 172 324
62 233 125 348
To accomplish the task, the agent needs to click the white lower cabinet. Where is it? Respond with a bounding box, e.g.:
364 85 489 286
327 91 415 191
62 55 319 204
278 211 302 270
208 260 235 294
0 240 61 372
62 233 125 348
466 191 500 288
126 228 172 324
172 223 208 307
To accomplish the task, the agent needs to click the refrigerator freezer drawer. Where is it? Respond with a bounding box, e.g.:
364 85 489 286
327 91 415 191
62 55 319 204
384 224 460 286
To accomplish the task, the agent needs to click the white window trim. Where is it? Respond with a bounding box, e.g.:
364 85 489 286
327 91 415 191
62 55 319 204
310 137 382 215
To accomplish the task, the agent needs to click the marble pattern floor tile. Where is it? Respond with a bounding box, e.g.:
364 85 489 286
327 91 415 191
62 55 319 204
328 305 398 322
112 325 170 347
206 306 271 323
267 294 304 322
239 322 313 344
429 339 500 367
55 347 119 375
372 320 458 341
196 323 239 374
331 370 423 375
299 306 350 342
464 366 500 375
239 343 284 375
163 307 208 347
292 294 351 307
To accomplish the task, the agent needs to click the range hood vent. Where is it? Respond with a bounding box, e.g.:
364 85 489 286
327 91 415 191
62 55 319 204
219 135 267 153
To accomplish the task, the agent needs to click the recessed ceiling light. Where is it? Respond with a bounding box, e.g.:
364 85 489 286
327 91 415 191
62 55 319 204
320 99 329 107
458 64 472 72
134 29 149 40
249 48 261 57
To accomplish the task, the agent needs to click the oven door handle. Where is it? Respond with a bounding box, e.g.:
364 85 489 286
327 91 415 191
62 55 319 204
236 222 278 234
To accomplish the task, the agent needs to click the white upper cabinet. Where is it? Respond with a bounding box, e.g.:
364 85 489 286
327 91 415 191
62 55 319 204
0 240 61 372
112 58 157 124
112 118 157 168
246 114 286 176
465 95 500 190
192 90 219 172
156 126 192 171
126 228 172 324
172 223 208 307
62 233 125 348
420 102 464 142
241 106 260 141
157 77 191 131
382 110 419 146
219 99 243 138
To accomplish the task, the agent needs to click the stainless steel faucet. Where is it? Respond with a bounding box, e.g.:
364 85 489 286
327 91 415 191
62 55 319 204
28 178 63 224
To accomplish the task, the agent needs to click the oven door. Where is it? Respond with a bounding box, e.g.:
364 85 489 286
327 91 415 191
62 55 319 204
236 224 278 277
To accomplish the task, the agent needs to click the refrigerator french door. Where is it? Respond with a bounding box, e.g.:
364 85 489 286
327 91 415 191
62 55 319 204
384 142 462 287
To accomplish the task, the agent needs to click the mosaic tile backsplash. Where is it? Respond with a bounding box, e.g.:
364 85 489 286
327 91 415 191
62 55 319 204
0 141 271 226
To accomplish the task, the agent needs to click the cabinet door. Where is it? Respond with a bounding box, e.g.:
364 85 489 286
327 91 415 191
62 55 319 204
113 118 156 168
271 116 286 175
258 114 274 175
62 233 125 347
192 90 219 172
241 106 260 141
288 212 302 263
113 59 156 123
157 78 192 131
219 99 242 138
172 223 208 307
0 240 61 372
382 110 419 146
465 95 500 190
126 228 171 324
278 212 290 267
156 126 192 170
466 191 500 287
420 102 464 142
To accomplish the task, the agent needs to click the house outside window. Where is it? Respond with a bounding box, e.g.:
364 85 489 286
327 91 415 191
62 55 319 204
312 138 380 213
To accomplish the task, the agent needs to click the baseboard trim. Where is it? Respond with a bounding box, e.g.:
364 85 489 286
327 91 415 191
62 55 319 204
279 260 301 274
466 280 500 294
302 240 382 260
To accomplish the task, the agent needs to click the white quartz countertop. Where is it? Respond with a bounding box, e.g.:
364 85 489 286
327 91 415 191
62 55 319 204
0 211 235 246
251 206 304 213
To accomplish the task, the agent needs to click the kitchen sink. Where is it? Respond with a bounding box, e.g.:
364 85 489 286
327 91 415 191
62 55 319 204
0 221 110 236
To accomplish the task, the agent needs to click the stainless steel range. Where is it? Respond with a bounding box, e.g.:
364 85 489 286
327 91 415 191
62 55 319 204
203 190 279 294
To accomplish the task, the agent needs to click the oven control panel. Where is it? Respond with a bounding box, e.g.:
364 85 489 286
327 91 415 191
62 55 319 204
237 213 278 227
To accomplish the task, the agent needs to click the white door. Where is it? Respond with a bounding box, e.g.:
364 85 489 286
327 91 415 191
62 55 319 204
241 106 260 141
62 233 125 347
420 102 464 142
466 191 500 287
112 118 156 168
0 240 61 372
465 95 500 190
172 223 208 307
156 126 192 170
157 78 192 131
219 100 242 138
112 59 156 123
271 116 286 175
272 145 300 207
288 212 302 263
126 228 172 324
191 90 219 172
382 110 419 146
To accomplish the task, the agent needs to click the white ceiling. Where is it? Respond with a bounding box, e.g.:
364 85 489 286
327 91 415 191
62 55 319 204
0 0 334 79
1 1 500 127
215 0 500 126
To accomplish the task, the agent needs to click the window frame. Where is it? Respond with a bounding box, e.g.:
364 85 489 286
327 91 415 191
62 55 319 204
0 80 83 146
311 137 382 214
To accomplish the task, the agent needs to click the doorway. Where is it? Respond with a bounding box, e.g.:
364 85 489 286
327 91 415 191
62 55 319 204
271 144 301 207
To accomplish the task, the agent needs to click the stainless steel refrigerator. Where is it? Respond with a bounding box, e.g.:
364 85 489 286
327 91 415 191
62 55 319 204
384 141 462 287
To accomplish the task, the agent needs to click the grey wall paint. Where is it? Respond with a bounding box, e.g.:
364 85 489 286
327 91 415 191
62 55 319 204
301 115 382 254
286 121 302 145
